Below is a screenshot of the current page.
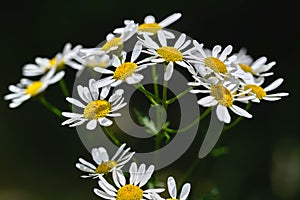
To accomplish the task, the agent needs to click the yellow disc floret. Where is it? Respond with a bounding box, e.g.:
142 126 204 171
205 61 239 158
83 100 111 120
48 58 65 71
113 62 138 80
116 184 143 200
102 37 123 52
95 160 117 174
244 84 266 100
25 81 43 96
157 46 183 62
238 63 256 75
138 23 162 34
204 57 227 74
210 84 233 107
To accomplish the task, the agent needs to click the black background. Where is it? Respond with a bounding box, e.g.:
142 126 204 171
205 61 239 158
0 0 299 199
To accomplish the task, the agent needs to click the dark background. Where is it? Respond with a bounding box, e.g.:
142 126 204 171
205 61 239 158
0 0 299 199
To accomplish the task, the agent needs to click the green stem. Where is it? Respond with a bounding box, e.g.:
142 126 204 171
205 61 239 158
59 79 70 97
165 107 212 133
102 126 121 146
38 95 62 118
162 79 168 108
134 84 161 105
151 65 159 98
223 102 252 132
166 86 193 105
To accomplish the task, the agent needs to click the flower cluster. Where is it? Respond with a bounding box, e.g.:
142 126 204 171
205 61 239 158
3 12 289 199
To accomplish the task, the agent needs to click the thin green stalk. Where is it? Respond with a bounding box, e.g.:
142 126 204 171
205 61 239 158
162 79 168 108
102 126 121 146
165 107 212 133
166 87 193 105
134 83 161 105
223 102 252 132
59 79 70 97
38 95 62 118
151 65 159 98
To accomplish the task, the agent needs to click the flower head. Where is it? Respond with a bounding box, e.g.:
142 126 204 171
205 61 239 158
61 79 127 130
138 30 195 81
94 162 164 200
22 43 82 76
76 143 135 178
4 67 65 108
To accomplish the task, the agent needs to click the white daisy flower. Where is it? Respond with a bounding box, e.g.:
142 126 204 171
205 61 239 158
75 143 135 178
80 22 138 57
192 40 236 79
138 30 195 81
190 81 254 123
61 79 127 130
242 78 289 103
231 56 276 83
137 13 182 38
22 43 82 76
94 42 152 88
4 67 65 108
94 162 165 200
152 176 191 200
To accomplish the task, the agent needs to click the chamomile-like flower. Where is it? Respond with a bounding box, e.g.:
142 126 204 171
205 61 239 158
4 67 64 108
61 79 126 130
94 162 164 200
137 13 182 38
22 43 82 76
94 42 152 87
76 143 135 178
242 78 289 103
192 40 236 79
152 176 191 200
81 22 138 57
190 81 254 123
138 30 195 81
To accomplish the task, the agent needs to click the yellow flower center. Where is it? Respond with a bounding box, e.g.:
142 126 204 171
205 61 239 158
113 62 138 80
25 81 43 96
244 84 266 100
210 84 233 107
238 63 256 75
95 160 117 174
102 37 123 52
116 184 143 200
167 198 178 200
83 100 111 120
204 57 227 74
48 58 65 70
138 23 162 34
157 46 183 62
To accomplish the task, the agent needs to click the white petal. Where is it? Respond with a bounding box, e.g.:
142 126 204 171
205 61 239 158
193 40 206 58
267 92 289 97
216 105 231 123
180 183 191 200
157 30 167 46
197 96 215 106
219 45 233 61
264 78 283 92
212 45 222 58
100 86 110 99
98 118 113 126
131 41 143 62
66 97 85 108
167 176 177 198
86 120 97 130
94 67 114 74
129 162 138 184
92 147 109 164
230 104 252 118
78 158 97 170
164 62 174 81
75 163 95 173
158 13 182 28
174 33 186 49
139 164 154 187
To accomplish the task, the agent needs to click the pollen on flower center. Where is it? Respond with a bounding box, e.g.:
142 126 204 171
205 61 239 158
157 46 183 62
210 84 233 107
244 84 266 99
83 100 111 120
204 57 227 74
95 160 117 174
138 23 162 34
238 63 256 75
116 184 143 200
113 62 138 80
102 37 123 52
25 81 43 96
